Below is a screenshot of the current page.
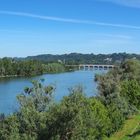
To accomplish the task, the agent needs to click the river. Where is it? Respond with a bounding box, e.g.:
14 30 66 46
0 70 107 114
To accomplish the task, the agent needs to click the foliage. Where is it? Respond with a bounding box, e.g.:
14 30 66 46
17 80 54 112
0 58 66 77
42 87 110 140
97 73 128 133
121 80 140 108
121 59 140 81
96 59 140 135
0 58 44 77
0 115 20 140
44 63 65 73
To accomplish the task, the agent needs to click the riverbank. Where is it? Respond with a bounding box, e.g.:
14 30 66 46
0 75 23 78
0 69 73 79
0 58 69 78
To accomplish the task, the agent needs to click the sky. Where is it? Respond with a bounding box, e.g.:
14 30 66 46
0 0 140 57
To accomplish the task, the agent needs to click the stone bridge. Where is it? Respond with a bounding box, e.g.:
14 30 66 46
65 64 115 70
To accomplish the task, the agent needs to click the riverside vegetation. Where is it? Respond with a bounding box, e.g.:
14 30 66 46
0 58 66 77
0 59 140 140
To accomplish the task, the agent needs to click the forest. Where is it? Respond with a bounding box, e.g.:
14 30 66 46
0 59 140 140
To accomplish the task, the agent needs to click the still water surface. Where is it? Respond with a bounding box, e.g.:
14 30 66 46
0 70 107 114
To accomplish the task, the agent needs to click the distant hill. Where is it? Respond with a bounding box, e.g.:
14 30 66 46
25 53 140 65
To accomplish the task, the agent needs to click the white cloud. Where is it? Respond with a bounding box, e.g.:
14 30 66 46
0 11 140 30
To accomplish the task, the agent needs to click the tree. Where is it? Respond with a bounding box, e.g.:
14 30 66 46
121 59 140 81
17 80 54 112
42 87 110 140
121 80 140 108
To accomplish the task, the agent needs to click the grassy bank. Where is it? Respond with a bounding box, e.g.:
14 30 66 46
107 114 140 140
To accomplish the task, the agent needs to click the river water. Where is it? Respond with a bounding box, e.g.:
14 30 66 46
0 70 107 114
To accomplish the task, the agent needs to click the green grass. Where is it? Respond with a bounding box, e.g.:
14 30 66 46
106 114 140 140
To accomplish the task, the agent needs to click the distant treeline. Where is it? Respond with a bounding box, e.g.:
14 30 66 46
24 53 140 65
0 58 66 77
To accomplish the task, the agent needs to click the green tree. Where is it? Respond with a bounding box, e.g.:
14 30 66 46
121 59 140 81
0 115 20 140
17 80 54 112
121 80 140 108
42 87 110 140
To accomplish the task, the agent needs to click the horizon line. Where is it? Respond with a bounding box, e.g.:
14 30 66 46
0 52 140 59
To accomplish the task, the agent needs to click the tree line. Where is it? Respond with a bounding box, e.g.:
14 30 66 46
0 59 140 139
0 58 66 77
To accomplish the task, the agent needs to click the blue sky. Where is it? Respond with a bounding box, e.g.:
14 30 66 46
0 0 140 57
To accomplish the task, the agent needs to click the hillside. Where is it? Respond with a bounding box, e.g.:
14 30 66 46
25 53 140 65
